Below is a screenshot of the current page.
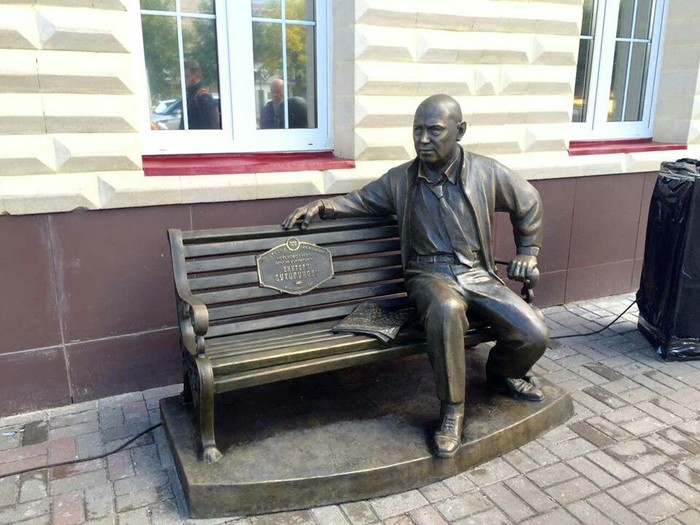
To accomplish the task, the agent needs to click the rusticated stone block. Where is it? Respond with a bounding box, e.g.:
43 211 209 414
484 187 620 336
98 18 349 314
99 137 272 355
36 7 129 53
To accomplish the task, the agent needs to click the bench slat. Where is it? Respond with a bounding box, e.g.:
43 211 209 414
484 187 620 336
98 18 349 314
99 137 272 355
184 240 401 274
181 217 398 243
212 327 494 392
205 304 358 338
183 224 399 258
195 268 404 305
212 335 387 376
208 327 360 356
188 254 403 292
208 282 406 321
213 343 427 392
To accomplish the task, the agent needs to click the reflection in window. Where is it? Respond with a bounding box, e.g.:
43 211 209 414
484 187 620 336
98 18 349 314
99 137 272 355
573 0 596 123
608 0 654 122
253 0 317 129
140 1 221 130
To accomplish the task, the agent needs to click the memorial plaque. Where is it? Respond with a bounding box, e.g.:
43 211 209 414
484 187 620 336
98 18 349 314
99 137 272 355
257 238 334 295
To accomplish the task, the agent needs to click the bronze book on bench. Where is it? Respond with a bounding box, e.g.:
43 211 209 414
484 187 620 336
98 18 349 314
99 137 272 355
332 302 416 343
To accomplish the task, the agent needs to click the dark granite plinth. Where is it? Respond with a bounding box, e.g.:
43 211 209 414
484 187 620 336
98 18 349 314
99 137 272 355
161 346 573 518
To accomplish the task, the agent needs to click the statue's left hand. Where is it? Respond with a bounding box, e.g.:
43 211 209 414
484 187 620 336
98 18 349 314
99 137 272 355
507 255 539 285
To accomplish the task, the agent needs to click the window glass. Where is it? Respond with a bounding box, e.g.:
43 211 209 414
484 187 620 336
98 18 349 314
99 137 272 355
635 0 653 39
609 41 631 121
142 14 181 130
617 0 634 38
253 22 284 129
180 0 214 14
141 2 221 131
608 0 654 123
286 24 317 128
286 0 314 21
252 0 317 130
573 39 594 123
252 0 282 18
573 0 595 123
141 0 175 10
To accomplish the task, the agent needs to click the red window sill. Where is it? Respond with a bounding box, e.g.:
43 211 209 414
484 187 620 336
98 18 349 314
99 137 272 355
143 151 355 176
568 139 687 156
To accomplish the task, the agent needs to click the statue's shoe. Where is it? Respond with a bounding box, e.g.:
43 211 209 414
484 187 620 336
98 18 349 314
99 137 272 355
487 373 545 402
433 403 464 458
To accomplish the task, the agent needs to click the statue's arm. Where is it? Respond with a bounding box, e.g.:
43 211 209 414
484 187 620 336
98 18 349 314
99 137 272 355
283 173 396 230
493 165 543 283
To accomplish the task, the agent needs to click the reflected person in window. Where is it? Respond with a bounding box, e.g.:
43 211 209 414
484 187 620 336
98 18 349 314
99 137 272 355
283 94 548 459
278 96 309 129
181 59 220 130
260 78 284 129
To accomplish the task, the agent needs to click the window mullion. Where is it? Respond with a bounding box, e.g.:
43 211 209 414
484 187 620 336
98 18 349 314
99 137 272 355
227 1 257 145
175 0 188 130
591 0 620 133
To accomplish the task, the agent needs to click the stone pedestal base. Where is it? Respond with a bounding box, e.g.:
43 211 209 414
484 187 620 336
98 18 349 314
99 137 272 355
161 346 572 518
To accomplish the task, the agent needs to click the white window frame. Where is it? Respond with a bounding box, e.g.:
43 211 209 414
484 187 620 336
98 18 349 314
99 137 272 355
572 0 667 141
133 0 332 155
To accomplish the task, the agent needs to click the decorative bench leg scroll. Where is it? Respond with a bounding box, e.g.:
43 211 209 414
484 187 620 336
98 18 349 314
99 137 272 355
181 351 193 405
194 357 223 463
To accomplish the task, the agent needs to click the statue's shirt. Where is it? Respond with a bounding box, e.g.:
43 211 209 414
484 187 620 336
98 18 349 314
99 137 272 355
410 151 480 260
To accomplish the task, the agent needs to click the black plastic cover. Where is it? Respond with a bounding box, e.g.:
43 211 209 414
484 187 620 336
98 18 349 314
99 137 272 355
637 158 700 359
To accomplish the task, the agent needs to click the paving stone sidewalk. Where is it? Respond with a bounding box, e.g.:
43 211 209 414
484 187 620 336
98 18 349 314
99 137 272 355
2 293 700 525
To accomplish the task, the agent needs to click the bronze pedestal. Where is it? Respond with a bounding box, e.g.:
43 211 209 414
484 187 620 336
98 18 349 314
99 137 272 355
161 345 572 518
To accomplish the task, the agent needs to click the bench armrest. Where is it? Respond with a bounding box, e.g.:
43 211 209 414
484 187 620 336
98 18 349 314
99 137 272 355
177 293 210 356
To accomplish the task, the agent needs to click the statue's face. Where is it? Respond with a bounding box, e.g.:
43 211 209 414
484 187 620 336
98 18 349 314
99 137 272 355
413 101 464 169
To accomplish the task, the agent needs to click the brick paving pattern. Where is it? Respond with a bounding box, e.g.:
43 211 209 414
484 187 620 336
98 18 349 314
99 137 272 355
2 293 700 524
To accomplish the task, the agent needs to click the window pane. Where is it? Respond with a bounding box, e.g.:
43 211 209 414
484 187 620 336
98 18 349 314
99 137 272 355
573 39 593 123
608 41 630 122
624 42 650 121
285 24 316 128
142 14 182 130
253 22 283 129
140 0 175 10
182 17 221 129
252 0 281 18
581 0 595 37
180 0 214 15
617 0 634 38
634 0 654 39
286 0 314 21
572 0 596 124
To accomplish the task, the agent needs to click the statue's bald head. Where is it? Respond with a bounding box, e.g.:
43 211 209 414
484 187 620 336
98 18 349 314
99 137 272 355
415 94 463 125
413 94 466 170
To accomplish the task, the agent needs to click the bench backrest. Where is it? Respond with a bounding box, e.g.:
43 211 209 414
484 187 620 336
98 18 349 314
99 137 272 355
168 217 409 341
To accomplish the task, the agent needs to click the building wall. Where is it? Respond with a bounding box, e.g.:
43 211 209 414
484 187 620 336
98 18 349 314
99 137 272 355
0 0 697 415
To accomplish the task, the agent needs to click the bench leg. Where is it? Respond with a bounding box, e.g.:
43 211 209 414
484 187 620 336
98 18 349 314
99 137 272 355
181 353 193 405
194 357 223 463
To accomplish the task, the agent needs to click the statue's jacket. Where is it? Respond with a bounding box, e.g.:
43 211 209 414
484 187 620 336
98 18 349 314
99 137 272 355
321 147 543 283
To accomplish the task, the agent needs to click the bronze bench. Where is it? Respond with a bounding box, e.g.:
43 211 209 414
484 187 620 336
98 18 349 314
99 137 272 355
168 217 531 463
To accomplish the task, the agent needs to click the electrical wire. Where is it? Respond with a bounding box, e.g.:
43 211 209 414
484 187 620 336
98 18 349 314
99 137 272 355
0 422 162 479
551 299 637 340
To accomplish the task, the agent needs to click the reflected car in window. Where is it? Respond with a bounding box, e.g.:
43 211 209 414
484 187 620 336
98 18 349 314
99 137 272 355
151 99 182 130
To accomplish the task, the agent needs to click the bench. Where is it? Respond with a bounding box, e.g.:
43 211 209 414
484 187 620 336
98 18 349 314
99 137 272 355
167 217 535 463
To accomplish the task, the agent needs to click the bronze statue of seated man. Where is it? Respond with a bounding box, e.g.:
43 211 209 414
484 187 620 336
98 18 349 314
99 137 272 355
283 94 548 458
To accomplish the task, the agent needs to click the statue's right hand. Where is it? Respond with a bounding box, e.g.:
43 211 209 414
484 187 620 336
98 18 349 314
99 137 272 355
282 200 324 230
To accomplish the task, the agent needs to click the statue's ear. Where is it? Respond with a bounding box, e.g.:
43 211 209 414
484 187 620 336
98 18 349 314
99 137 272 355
457 121 467 141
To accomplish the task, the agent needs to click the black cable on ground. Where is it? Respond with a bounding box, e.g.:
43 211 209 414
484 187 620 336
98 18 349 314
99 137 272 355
0 422 162 479
551 299 637 340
